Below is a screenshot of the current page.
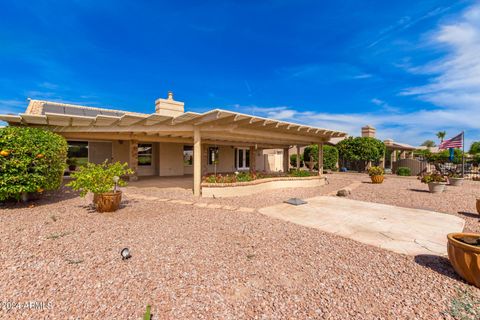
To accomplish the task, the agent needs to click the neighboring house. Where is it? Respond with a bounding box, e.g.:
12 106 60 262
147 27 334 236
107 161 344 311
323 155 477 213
0 92 346 195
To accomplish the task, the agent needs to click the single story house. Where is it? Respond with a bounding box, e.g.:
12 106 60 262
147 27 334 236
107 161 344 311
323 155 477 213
0 92 346 196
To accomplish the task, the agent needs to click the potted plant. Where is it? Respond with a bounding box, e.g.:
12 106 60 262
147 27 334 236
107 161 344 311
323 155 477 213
448 173 464 186
67 161 133 212
67 158 77 172
447 233 480 288
368 166 384 184
420 171 447 193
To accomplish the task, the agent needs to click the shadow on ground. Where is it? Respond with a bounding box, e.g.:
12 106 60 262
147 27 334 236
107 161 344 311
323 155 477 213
0 186 79 210
414 254 464 282
408 188 430 193
458 211 480 219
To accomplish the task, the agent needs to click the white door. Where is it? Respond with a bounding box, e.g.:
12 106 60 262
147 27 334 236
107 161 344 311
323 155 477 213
236 148 250 170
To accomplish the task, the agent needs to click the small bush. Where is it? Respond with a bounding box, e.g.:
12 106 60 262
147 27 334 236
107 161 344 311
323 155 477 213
367 166 384 176
397 167 411 176
67 161 133 197
289 169 313 177
290 154 304 167
0 126 67 201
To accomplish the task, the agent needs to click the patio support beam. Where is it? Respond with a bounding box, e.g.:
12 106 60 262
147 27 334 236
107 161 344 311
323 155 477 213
193 126 202 197
317 142 324 176
296 145 300 169
250 146 256 172
129 140 139 181
283 147 289 173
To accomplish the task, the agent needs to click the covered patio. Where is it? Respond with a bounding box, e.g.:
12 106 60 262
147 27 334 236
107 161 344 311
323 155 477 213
0 95 347 196
128 175 193 189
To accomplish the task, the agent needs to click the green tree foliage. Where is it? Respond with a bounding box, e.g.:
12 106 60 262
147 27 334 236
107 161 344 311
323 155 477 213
289 153 304 167
424 149 464 164
336 137 385 164
0 126 67 201
420 140 436 147
303 145 339 170
436 131 446 143
469 141 480 155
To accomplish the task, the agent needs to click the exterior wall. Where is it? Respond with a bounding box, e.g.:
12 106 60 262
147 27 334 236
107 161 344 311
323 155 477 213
112 140 130 164
159 142 184 176
88 141 112 164
137 142 158 176
206 145 235 173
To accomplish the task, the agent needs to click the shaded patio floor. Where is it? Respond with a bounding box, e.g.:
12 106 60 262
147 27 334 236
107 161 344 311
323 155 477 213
128 175 193 189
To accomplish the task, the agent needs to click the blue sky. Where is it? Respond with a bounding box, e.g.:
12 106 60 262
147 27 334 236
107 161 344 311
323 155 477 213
0 0 479 147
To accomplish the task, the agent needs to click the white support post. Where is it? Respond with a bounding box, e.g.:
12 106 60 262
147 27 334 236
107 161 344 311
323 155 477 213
193 127 202 197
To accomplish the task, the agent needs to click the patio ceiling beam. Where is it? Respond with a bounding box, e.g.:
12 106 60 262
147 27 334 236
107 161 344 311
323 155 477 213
201 132 306 146
60 132 192 143
53 123 195 133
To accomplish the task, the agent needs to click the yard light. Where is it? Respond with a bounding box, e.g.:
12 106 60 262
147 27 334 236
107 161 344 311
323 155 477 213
121 248 131 260
113 176 120 192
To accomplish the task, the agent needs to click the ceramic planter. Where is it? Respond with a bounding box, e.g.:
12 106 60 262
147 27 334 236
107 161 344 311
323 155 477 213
370 175 384 184
427 182 446 193
94 191 122 212
447 233 480 288
449 177 464 186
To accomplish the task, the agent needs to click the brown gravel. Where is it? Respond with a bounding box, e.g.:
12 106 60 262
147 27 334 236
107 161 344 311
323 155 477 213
0 176 479 319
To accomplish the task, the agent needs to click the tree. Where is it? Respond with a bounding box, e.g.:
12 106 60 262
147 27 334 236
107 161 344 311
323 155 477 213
469 141 480 155
420 140 436 148
336 137 385 171
0 126 68 201
303 145 339 170
436 131 446 143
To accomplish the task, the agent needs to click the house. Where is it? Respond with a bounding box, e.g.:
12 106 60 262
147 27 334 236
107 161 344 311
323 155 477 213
0 92 346 195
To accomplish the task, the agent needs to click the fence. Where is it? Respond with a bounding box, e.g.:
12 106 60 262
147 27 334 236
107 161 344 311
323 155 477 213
392 159 427 176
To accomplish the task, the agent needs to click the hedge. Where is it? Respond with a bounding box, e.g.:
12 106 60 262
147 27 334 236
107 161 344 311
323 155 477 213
303 145 339 170
0 126 67 201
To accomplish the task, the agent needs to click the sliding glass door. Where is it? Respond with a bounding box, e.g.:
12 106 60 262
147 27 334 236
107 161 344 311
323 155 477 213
235 148 250 170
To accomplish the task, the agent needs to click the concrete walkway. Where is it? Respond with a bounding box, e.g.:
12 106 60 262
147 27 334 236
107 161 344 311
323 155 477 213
259 196 465 256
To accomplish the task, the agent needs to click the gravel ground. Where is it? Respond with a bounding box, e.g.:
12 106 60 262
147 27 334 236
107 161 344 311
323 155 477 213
343 173 480 233
0 175 479 319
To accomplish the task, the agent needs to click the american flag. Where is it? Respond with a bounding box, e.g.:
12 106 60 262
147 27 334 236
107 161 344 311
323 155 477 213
439 132 464 149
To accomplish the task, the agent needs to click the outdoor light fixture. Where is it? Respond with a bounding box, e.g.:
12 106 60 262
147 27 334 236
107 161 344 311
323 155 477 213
113 176 120 192
121 248 131 260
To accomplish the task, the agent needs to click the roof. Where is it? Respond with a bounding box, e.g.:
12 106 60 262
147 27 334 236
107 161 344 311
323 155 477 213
0 100 347 147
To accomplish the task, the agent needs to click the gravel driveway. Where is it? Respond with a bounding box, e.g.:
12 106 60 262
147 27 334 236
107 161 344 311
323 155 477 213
0 174 479 319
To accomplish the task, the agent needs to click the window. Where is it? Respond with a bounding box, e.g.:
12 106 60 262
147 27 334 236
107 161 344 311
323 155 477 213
208 147 219 165
183 145 193 166
235 148 250 170
67 141 88 168
138 144 153 166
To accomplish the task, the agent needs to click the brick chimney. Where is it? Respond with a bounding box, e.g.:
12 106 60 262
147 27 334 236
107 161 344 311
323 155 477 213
155 91 185 117
361 125 376 138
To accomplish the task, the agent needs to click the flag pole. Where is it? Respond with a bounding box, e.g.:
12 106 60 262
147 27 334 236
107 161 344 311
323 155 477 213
462 131 465 177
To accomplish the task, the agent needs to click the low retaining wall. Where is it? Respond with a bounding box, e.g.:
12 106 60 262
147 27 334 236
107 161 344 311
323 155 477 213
201 176 326 198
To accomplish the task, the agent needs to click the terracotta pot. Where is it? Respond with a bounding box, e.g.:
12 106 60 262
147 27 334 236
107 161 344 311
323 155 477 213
476 199 480 215
428 182 446 193
94 191 122 213
447 233 480 288
449 177 464 186
370 175 384 184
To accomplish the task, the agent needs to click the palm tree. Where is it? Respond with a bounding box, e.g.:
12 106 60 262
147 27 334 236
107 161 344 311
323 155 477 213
436 131 446 143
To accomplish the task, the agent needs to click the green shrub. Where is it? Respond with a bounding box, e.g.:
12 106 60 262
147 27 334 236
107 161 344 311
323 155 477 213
0 126 67 201
289 169 313 177
367 166 384 176
67 161 133 197
397 167 411 176
337 137 385 168
303 145 339 170
290 154 304 167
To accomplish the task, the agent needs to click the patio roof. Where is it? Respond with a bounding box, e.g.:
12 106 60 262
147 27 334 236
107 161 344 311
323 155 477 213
0 100 347 148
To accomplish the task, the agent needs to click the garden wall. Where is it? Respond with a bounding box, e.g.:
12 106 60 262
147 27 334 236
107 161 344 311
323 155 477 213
201 176 326 198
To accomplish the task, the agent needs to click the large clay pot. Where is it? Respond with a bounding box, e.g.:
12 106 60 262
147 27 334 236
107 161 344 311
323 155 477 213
449 177 464 186
428 182 446 193
370 175 384 184
94 191 122 213
447 233 480 288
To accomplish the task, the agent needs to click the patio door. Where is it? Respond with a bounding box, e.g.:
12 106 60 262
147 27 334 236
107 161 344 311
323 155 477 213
235 148 250 170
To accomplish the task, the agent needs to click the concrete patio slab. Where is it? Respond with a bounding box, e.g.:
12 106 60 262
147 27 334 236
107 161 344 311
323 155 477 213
259 196 465 256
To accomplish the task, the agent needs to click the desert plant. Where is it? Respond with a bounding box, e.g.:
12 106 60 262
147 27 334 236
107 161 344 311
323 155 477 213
420 172 447 184
0 126 67 201
67 161 133 197
367 166 384 176
397 167 411 176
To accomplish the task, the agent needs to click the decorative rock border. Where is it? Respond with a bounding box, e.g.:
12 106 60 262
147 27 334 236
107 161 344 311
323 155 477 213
201 176 326 198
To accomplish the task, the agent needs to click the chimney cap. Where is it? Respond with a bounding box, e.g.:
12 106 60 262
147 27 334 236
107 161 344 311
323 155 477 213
167 91 173 100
